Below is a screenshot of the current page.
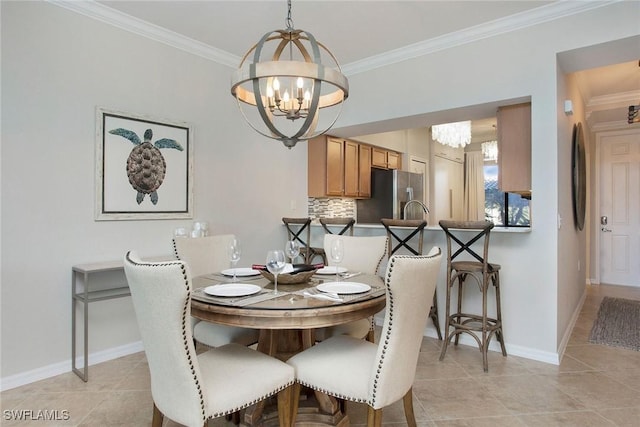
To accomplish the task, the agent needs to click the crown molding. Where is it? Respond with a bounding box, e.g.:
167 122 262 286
341 0 622 75
588 118 640 133
48 0 240 68
50 0 621 75
587 90 640 111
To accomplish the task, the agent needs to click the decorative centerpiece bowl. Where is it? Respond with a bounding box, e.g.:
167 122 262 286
260 269 317 285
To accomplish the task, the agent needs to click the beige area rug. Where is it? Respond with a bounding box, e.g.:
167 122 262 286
589 297 640 351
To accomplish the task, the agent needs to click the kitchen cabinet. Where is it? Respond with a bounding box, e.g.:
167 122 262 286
387 151 401 169
344 140 359 197
358 144 372 198
325 137 344 196
430 141 464 224
308 136 371 198
497 102 531 197
372 147 401 169
431 141 464 163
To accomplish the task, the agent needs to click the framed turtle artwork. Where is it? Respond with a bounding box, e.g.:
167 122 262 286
95 107 193 220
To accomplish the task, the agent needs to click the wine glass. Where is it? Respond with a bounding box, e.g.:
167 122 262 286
228 239 241 282
330 239 344 282
266 250 286 294
193 221 209 237
284 240 300 264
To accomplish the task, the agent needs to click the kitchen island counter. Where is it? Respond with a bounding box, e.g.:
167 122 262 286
311 222 531 233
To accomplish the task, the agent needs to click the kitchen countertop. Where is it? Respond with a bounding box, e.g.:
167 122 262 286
312 222 531 233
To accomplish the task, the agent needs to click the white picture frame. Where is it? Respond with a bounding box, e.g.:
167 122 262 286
95 107 193 220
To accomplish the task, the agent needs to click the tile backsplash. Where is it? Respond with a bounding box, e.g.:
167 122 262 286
308 197 356 220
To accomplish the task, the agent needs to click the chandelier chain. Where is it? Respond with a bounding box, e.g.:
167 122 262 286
286 0 294 31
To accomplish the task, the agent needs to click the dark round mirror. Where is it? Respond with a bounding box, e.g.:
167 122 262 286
572 122 586 231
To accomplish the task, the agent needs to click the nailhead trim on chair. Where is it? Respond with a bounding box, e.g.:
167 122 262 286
171 238 179 259
210 382 295 418
126 254 207 424
366 237 389 336
294 379 368 404
375 237 389 276
369 255 397 406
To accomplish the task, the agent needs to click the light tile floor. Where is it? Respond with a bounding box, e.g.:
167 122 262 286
2 284 640 426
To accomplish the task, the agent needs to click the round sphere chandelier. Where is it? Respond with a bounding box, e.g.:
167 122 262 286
230 0 349 149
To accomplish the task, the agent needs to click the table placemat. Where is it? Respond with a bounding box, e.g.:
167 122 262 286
294 285 385 304
191 288 288 307
203 273 264 282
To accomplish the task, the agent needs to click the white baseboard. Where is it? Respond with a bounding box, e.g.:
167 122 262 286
557 289 587 362
1 341 143 392
375 317 560 366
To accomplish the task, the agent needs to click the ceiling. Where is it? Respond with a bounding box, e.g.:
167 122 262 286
91 1 639 137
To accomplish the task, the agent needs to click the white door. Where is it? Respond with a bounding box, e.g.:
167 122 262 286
598 129 640 287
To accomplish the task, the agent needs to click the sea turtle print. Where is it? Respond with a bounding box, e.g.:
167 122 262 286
109 128 184 205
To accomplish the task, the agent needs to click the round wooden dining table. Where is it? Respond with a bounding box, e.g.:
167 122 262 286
190 272 386 427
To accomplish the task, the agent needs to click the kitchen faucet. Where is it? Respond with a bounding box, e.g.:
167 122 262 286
403 199 429 220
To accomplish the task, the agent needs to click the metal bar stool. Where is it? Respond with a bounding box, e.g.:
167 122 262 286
438 220 507 372
381 218 442 340
282 217 326 264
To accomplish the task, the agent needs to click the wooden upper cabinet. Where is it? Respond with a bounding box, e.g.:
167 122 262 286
372 147 387 168
343 140 359 197
387 151 400 169
308 136 372 198
497 102 531 197
325 137 345 196
372 147 401 169
358 144 372 198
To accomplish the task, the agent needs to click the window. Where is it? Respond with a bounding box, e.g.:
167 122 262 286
484 163 530 227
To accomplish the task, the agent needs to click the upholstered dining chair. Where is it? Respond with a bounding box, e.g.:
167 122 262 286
287 249 442 427
315 234 388 342
173 235 260 348
123 252 294 427
381 218 442 340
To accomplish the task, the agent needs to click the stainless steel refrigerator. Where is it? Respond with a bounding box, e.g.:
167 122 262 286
356 169 426 224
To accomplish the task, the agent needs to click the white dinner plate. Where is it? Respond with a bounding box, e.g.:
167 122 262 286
316 282 371 295
316 266 348 275
221 267 261 277
203 284 262 297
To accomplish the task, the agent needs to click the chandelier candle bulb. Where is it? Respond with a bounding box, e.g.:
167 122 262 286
297 77 304 99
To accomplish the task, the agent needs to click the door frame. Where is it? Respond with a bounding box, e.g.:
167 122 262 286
593 127 640 285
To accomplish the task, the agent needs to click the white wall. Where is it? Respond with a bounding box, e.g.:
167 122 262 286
2 0 639 386
330 1 639 358
1 1 307 383
556 67 589 352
